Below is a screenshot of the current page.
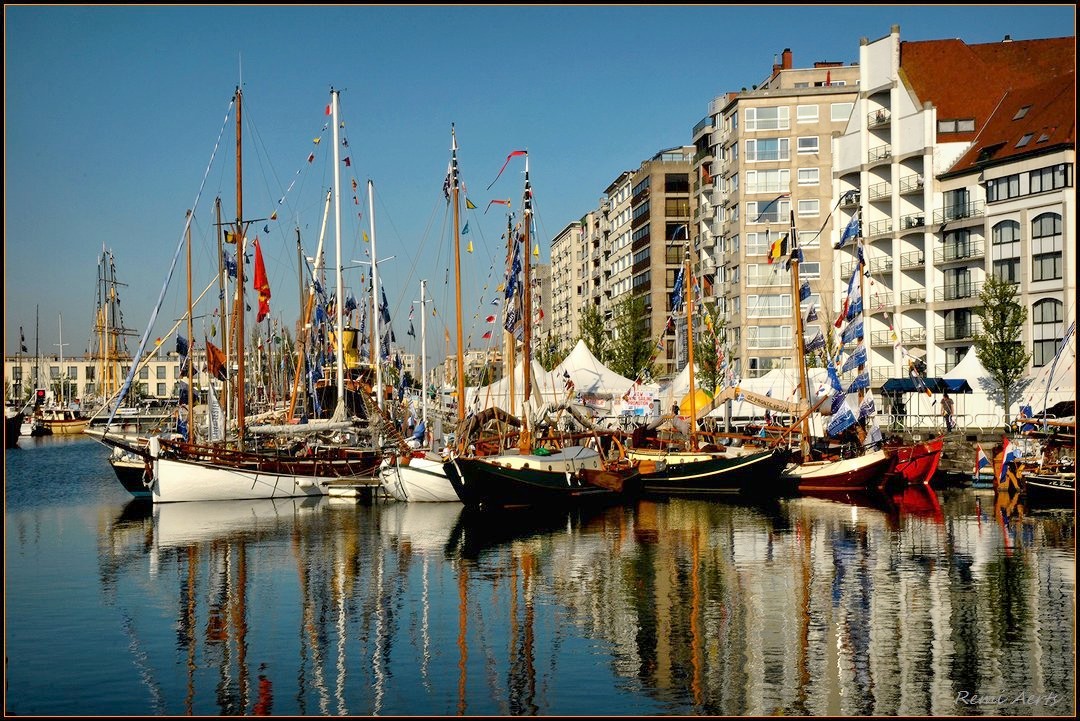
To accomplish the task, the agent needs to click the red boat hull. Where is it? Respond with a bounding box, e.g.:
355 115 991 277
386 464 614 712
884 436 944 486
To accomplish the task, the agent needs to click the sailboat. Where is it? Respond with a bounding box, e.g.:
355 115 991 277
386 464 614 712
38 313 90 435
626 239 791 496
378 126 470 503
778 210 893 493
95 86 379 502
443 149 642 511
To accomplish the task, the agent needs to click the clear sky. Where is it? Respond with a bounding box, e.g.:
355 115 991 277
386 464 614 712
5 4 1075 368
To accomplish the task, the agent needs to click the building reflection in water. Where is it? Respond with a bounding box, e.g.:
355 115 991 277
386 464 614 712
94 488 1073 716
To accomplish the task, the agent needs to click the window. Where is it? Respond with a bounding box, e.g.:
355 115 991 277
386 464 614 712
747 325 792 349
1030 163 1071 193
745 138 789 162
1015 133 1034 149
67 366 77 380
157 366 166 379
745 263 789 287
139 367 150 379
797 136 819 154
745 169 790 194
664 198 690 217
664 173 689 193
796 105 819 123
830 103 853 122
632 201 650 221
745 233 769 256
798 262 821 279
745 106 790 131
1031 212 1062 281
174 365 182 379
746 294 792 318
938 119 976 133
989 221 1015 282
797 199 820 217
1032 299 1063 366
986 174 1020 202
746 199 791 223
157 383 166 397
797 168 819 185
1013 105 1031 120
798 231 819 248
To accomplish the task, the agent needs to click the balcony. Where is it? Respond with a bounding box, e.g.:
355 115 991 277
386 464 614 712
902 327 927 344
871 367 892 384
870 330 893 347
934 239 985 264
900 212 926 231
932 200 986 226
900 288 927 305
934 280 983 303
935 321 982 342
868 144 892 163
839 191 860 209
867 181 891 201
842 256 892 277
867 108 892 128
900 250 925 269
867 294 891 313
866 219 894 238
898 174 924 195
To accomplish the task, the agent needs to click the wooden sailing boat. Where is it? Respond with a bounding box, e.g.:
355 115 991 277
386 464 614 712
39 313 90 435
626 237 790 496
779 210 893 493
443 149 642 511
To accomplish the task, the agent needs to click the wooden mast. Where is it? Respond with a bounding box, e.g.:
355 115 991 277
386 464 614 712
451 125 466 427
788 210 811 459
684 238 698 450
185 209 194 442
519 153 534 454
232 85 247 443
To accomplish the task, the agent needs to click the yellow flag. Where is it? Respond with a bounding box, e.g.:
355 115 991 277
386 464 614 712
467 241 473 253
313 137 321 145
466 197 477 210
362 231 369 243
533 244 540 258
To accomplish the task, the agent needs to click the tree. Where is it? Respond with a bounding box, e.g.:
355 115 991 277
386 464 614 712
535 332 565 371
578 303 607 363
608 295 659 382
693 301 727 395
972 276 1030 417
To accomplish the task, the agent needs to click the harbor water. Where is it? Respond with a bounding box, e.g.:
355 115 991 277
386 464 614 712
5 435 1075 716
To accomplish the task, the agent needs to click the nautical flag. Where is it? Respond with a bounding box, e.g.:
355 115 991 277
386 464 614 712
462 221 470 235
1000 436 1022 485
466 241 473 253
858 391 876 420
307 153 315 164
177 381 189 405
325 104 331 116
205 340 227 381
799 279 811 301
805 331 825 352
827 403 857 437
466 197 478 210
20 327 27 353
805 304 818 323
486 149 528 190
767 235 787 264
826 363 844 395
671 267 685 310
224 231 237 244
841 318 864 345
835 215 860 249
380 287 392 324
407 322 415 338
485 199 511 214
835 266 859 327
344 294 358 313
207 386 225 442
846 371 869 393
482 330 492 340
252 238 271 323
491 297 500 305
841 345 867 373
443 162 452 202
974 443 990 477
485 315 496 323
343 156 351 167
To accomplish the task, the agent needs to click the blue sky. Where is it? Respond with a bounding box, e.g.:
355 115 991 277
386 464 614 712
5 4 1075 366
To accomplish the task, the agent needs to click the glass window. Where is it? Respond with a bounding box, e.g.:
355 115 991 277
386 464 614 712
1030 163 1071 193
986 174 1020 202
746 199 791 224
139 367 150 379
745 106 790 131
798 231 819 248
745 138 789 162
156 366 166 379
797 168 819 185
1032 299 1063 366
830 103 853 122
797 199 820 217
745 169 790 194
1016 133 1034 149
797 136 819 154
746 294 792 318
745 232 769 256
796 105 819 123
1031 212 1062 282
157 383 166 397
747 325 792 349
799 262 821 279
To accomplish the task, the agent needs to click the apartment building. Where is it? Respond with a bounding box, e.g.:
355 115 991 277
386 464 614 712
834 27 1075 394
708 49 860 379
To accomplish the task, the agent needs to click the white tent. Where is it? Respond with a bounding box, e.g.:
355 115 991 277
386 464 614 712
943 346 1001 424
1018 327 1076 416
550 340 660 417
464 357 558 414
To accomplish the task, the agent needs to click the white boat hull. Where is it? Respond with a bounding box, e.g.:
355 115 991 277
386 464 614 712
379 453 460 503
150 454 329 503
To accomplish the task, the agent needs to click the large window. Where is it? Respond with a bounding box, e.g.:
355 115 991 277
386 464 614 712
745 232 769 256
797 199 820 217
796 105 819 123
745 138 789 162
1030 163 1072 193
664 173 689 193
1031 213 1062 282
746 199 791 224
797 168 819 185
830 103 853 122
664 198 690 217
991 220 1021 282
747 325 792 349
797 136 819 154
745 106 790 131
746 294 792 318
1032 299 1064 366
986 174 1020 202
745 169 790 194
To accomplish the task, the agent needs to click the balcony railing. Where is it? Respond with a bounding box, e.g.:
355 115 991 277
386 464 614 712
867 109 892 128
934 280 983 302
840 192 860 208
934 239 985 264
898 174 925 194
935 321 982 342
842 256 893 277
900 212 926 231
871 367 891 384
870 330 892 346
868 144 892 162
867 218 894 237
867 181 891 201
900 288 927 305
900 250 926 268
902 327 927 344
932 200 986 225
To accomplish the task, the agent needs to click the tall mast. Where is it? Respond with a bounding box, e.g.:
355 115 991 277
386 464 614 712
369 179 382 412
185 209 194 442
55 314 67 406
683 239 697 449
233 84 246 441
789 210 810 458
417 279 430 430
331 88 346 419
215 197 230 424
451 124 466 425
521 154 533 406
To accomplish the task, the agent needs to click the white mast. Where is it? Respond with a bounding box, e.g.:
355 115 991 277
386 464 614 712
55 314 68 407
331 88 346 421
417 279 430 430
369 179 383 411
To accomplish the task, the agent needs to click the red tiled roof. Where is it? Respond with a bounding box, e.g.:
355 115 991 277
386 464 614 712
899 36 1075 173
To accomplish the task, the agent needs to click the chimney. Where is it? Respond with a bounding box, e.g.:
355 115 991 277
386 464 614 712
1003 34 1012 42
772 52 780 76
782 48 793 70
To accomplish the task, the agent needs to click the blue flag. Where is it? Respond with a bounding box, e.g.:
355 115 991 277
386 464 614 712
671 267 685 311
835 215 860 249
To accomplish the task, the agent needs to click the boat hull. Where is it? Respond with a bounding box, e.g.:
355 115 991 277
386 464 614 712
379 452 460 503
5 411 22 448
445 451 641 510
110 457 152 499
634 447 792 496
42 419 90 435
151 454 331 503
783 449 893 493
1023 473 1075 508
883 436 944 486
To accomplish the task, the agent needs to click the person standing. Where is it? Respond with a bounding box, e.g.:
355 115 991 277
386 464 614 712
941 391 955 432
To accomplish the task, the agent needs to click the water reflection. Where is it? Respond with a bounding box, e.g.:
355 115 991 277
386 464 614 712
89 490 1073 716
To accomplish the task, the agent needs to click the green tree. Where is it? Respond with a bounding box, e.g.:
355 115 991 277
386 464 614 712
693 301 727 395
608 295 658 381
579 303 607 363
972 276 1030 416
536 332 566 371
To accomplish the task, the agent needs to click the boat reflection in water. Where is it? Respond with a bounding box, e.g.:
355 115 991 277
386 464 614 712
90 488 1074 716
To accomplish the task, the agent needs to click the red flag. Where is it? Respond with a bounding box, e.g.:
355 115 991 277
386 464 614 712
206 340 227 381
307 153 315 163
253 238 271 323
486 150 527 190
343 156 351 167
482 330 492 340
485 199 511 214
325 104 331 116
701 165 712 184
485 315 496 323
